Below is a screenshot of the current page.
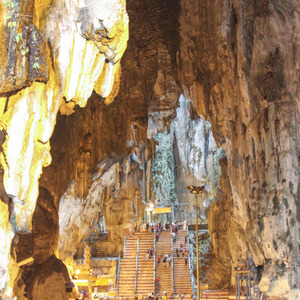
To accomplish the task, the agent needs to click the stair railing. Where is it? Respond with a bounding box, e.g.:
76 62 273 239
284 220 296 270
123 235 127 258
116 253 121 296
153 226 156 294
171 233 175 294
135 238 140 295
187 225 195 293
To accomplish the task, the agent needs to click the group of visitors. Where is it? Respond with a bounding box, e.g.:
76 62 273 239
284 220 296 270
144 248 155 260
156 254 172 267
176 246 188 262
136 291 167 300
171 222 186 233
141 222 173 233
145 291 159 300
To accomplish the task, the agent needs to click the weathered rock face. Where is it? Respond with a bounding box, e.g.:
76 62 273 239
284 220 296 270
58 154 144 259
15 187 58 266
22 255 74 300
0 0 128 297
175 0 300 297
172 95 222 221
207 157 234 290
0 0 128 232
39 0 184 259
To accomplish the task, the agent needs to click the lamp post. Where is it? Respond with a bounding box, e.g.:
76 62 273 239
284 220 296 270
186 185 205 300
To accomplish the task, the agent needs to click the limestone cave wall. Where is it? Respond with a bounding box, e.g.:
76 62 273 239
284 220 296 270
172 95 222 222
175 0 300 297
0 0 129 297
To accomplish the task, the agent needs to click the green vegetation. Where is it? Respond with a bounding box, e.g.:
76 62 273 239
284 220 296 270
212 148 225 191
151 127 178 205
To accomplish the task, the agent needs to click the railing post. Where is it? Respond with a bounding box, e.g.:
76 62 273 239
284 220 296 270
116 253 121 296
123 235 127 258
153 226 156 294
171 233 175 294
187 224 195 296
135 238 140 295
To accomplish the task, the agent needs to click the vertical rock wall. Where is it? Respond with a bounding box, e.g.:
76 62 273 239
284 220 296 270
176 0 300 297
58 154 144 259
172 95 222 221
0 0 128 297
40 0 184 260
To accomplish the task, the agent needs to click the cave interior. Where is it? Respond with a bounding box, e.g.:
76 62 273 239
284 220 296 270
0 0 300 299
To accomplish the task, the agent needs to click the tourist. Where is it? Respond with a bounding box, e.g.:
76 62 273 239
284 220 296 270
185 235 187 244
150 248 153 258
158 255 161 264
185 257 188 265
168 254 171 267
156 233 159 242
173 234 177 242
155 276 159 291
184 248 188 256
162 292 167 300
163 255 167 266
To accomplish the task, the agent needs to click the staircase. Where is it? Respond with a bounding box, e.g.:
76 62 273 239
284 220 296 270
173 230 192 297
136 231 155 297
118 235 138 298
155 231 173 297
118 228 230 300
201 290 229 299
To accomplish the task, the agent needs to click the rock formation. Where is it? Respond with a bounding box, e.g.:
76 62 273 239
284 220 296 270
175 1 300 297
58 154 144 259
172 95 222 221
0 0 128 297
0 0 300 298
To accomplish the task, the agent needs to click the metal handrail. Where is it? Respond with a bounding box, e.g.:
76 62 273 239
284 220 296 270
171 233 175 294
123 235 127 258
135 238 140 294
187 225 195 295
153 227 156 293
116 253 121 295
